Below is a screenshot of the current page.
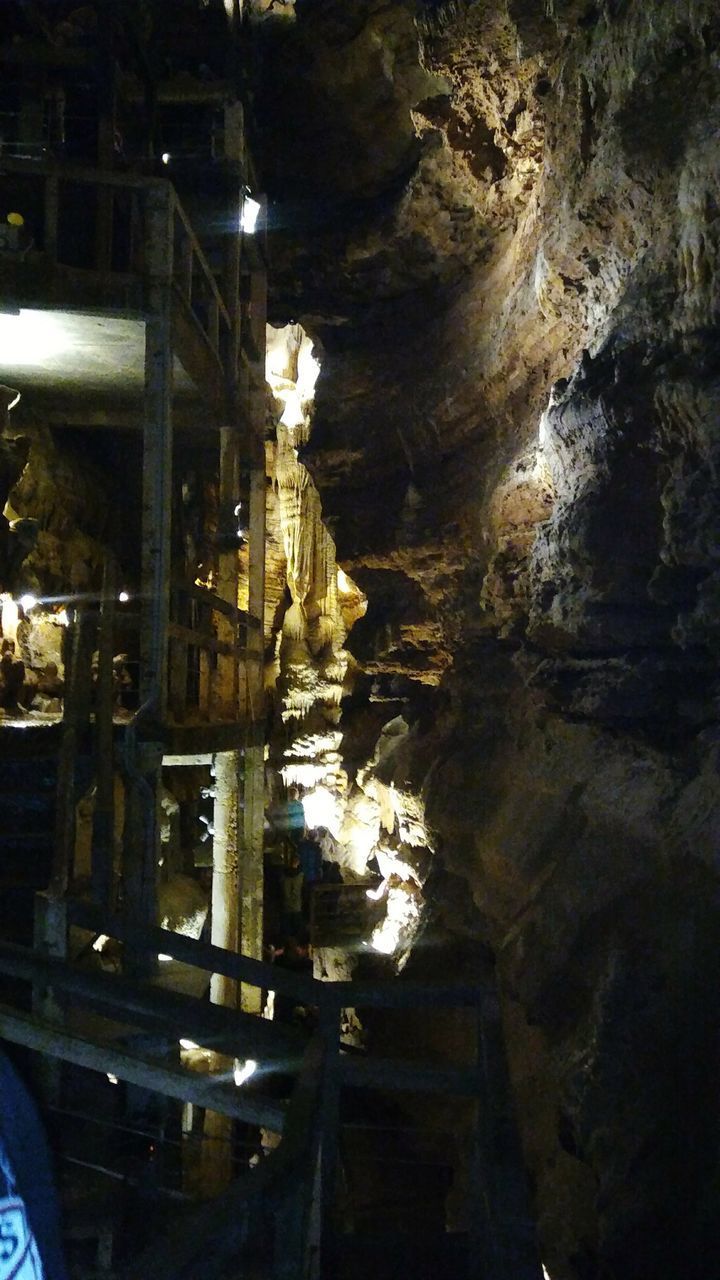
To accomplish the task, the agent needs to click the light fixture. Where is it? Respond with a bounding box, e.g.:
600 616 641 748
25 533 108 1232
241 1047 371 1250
233 1058 257 1087
107 1073 119 1085
241 195 261 235
366 881 387 901
92 934 109 953
161 152 171 165
179 1038 199 1051
18 593 38 612
157 953 173 962
118 590 130 603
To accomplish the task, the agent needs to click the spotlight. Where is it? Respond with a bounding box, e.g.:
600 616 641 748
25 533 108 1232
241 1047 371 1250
18 593 38 612
241 196 261 235
179 1038 199 1051
118 590 130 603
233 1058 257 1087
161 152 171 165
106 1073 119 1085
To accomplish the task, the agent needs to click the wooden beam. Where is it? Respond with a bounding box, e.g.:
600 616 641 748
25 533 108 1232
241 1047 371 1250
340 1054 481 1097
0 1003 285 1131
0 938 304 1062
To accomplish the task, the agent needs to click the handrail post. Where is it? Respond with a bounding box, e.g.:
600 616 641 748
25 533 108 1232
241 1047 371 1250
91 556 116 910
43 172 59 264
129 179 175 975
317 996 342 1280
471 984 544 1280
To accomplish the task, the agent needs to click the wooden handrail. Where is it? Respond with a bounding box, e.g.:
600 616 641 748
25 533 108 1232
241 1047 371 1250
65 899 489 1013
172 194 231 331
118 1034 326 1280
172 578 255 627
0 155 168 190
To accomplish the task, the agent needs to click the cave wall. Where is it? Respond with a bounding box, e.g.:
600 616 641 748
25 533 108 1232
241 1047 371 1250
260 2 720 1275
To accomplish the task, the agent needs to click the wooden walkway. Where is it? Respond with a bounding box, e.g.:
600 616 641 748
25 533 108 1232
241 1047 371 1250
0 894 543 1280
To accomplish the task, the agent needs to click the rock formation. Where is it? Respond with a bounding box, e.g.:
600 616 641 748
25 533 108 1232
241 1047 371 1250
257 2 720 1275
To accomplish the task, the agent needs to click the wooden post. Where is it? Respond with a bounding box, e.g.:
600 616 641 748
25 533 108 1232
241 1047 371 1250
210 751 241 1009
471 987 544 1280
53 605 94 896
32 892 68 1104
127 179 175 973
141 181 174 715
92 558 116 909
317 1000 341 1280
238 221 267 1010
44 173 59 264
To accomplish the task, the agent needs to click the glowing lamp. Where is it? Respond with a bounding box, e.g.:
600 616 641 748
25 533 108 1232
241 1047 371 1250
18 594 38 612
233 1058 257 1087
241 196 261 235
118 590 130 603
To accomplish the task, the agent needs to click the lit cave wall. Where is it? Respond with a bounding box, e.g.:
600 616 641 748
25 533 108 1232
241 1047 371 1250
257 2 720 1277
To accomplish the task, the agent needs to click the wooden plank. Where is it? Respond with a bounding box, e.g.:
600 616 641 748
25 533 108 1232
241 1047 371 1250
0 938 304 1061
160 720 246 756
64 900 488 1014
172 580 255 627
171 292 226 414
167 620 246 659
0 1003 285 1131
340 1054 481 1097
67 900 322 1006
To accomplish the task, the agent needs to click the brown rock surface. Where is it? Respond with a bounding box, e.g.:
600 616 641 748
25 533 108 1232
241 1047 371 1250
260 1 720 1274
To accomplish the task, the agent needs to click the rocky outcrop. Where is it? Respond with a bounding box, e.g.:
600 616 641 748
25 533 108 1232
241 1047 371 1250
260 1 720 1274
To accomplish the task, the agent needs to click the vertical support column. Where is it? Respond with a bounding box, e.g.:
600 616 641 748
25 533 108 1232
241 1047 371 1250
210 751 241 1007
141 181 174 715
216 428 240 717
128 180 175 968
198 748 242 1193
33 892 68 1104
92 557 116 909
470 985 544 1280
316 998 341 1280
239 243 267 1012
53 605 94 896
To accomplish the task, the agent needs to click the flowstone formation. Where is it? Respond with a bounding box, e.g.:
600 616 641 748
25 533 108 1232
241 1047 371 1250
264 324 431 961
259 2 720 1276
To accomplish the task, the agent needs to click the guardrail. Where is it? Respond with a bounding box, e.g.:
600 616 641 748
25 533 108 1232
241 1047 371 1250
0 893 537 1280
0 156 232 376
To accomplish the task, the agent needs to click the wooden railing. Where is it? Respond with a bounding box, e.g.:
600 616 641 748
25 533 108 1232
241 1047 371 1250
0 156 232 375
168 579 259 724
0 892 542 1280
